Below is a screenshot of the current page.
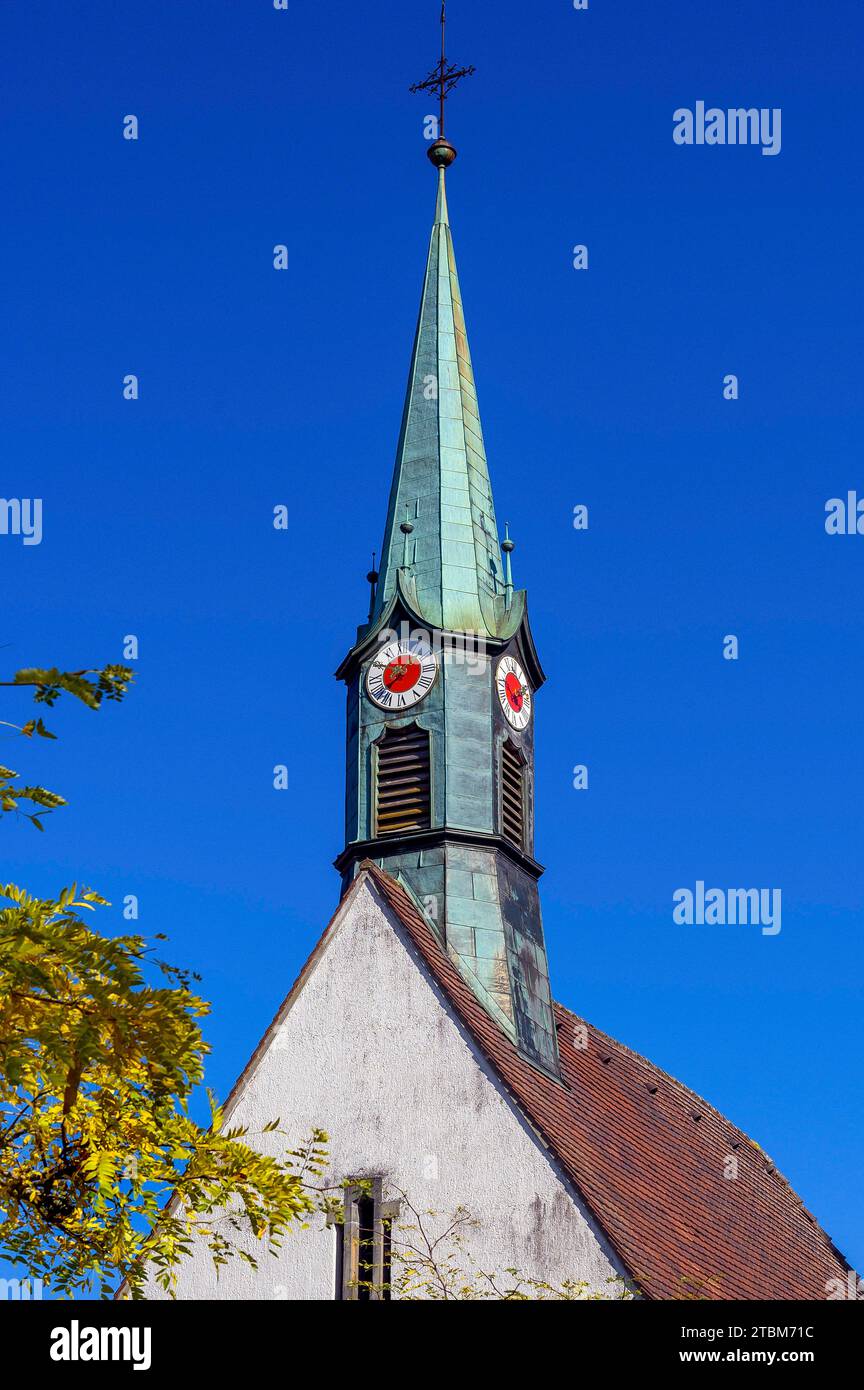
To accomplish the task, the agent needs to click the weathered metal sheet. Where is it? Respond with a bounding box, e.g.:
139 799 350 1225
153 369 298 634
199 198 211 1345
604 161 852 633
372 169 506 639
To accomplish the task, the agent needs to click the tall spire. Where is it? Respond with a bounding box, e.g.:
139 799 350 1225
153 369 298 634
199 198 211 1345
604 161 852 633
368 2 509 637
373 161 510 637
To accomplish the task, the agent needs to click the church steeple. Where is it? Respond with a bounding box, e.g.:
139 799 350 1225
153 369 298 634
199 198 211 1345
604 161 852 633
373 162 507 639
335 11 560 1080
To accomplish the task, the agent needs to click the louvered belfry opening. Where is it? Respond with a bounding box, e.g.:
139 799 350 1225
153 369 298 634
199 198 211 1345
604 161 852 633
501 740 526 849
375 723 431 835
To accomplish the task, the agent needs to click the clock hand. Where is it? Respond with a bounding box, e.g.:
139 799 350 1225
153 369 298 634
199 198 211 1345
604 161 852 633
385 662 410 685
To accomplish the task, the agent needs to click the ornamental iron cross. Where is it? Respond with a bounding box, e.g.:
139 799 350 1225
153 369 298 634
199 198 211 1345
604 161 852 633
409 1 475 140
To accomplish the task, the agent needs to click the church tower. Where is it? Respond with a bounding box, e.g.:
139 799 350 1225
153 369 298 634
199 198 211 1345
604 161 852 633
335 50 560 1079
137 11 855 1310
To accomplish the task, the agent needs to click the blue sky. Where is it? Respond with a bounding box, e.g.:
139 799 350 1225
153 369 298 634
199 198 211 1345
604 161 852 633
3 0 862 1278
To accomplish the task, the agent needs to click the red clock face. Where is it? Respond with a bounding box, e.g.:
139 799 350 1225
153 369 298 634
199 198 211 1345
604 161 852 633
382 655 422 693
496 655 532 730
366 638 438 710
503 671 525 713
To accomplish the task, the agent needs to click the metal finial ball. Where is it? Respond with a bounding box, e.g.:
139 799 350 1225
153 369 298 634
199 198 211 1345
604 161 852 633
501 537 515 553
366 569 379 585
427 138 457 169
400 519 414 535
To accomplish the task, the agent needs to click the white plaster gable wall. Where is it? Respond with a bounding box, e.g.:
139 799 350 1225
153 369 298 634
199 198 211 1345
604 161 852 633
145 878 623 1300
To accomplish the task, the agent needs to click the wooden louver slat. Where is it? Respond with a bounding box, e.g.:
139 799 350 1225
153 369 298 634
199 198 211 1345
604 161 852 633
376 725 431 835
501 741 525 849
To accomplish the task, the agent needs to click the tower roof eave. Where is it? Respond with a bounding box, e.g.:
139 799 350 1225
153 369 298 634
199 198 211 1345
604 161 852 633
336 574 545 686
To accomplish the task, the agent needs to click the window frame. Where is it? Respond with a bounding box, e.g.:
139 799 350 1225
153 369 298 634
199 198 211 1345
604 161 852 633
334 1177 401 1301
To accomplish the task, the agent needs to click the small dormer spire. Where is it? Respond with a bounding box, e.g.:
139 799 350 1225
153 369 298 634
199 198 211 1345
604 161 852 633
399 507 414 570
502 524 515 610
366 553 379 622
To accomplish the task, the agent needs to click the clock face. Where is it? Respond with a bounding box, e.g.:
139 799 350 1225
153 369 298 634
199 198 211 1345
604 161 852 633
366 638 438 711
496 654 532 730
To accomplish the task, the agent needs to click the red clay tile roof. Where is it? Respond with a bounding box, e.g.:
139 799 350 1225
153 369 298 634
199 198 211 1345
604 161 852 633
363 861 852 1301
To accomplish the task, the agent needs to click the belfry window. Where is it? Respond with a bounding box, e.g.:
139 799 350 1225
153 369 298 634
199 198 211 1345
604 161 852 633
374 723 431 835
335 1179 400 1301
500 739 527 850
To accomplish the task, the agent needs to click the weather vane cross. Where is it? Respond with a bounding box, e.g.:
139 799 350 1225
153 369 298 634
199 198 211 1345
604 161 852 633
410 1 475 148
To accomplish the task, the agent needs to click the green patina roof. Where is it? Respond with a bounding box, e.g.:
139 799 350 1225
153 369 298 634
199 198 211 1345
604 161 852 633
374 167 509 638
